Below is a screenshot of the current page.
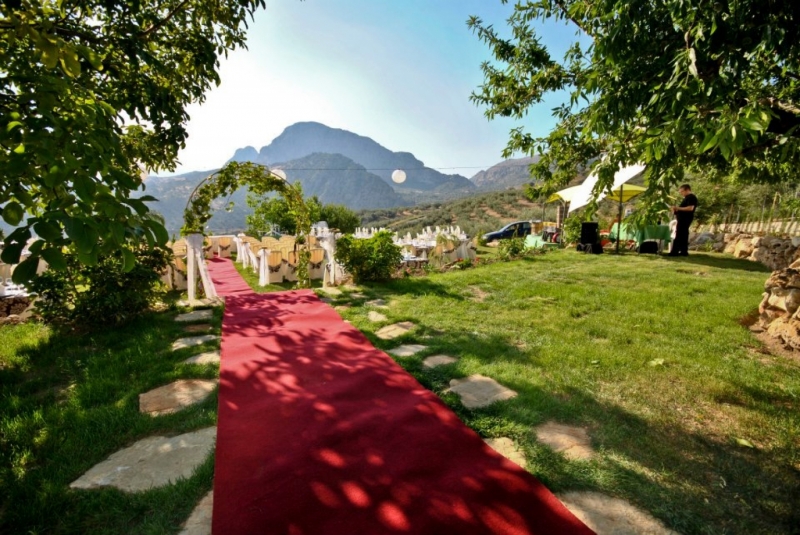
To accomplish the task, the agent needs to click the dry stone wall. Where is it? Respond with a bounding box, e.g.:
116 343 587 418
758 264 800 350
689 232 800 270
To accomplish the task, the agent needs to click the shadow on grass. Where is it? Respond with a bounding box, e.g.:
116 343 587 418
660 252 772 272
384 320 800 535
0 309 221 534
374 276 466 300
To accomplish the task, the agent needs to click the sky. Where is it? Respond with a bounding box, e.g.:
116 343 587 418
166 0 581 177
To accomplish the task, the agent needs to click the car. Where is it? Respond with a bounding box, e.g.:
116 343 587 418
482 221 532 242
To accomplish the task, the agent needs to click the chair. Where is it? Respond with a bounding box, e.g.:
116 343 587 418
203 237 214 259
218 237 232 258
283 250 298 282
266 250 284 284
309 247 325 280
171 255 188 291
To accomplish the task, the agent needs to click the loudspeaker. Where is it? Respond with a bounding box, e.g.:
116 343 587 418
580 222 599 244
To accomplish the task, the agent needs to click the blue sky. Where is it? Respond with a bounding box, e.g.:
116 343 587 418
168 0 580 177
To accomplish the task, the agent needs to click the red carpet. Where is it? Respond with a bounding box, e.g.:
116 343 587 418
207 258 593 535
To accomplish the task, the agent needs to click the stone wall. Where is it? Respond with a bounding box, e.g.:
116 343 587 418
759 265 800 350
0 296 34 325
689 232 800 271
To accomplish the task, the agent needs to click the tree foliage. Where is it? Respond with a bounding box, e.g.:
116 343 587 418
469 1 800 212
0 0 265 282
246 193 360 236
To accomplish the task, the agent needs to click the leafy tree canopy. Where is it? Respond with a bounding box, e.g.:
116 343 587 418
246 193 361 236
1 0 265 282
469 1 800 214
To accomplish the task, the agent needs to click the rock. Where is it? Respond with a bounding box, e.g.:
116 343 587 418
766 316 800 351
533 421 595 461
422 355 459 368
172 335 219 351
557 491 678 535
179 491 213 535
175 310 214 322
387 344 428 357
367 311 387 323
139 379 218 416
69 427 216 492
484 437 527 468
366 299 389 308
693 232 715 245
375 321 415 340
734 238 754 259
446 375 517 409
183 351 221 365
712 242 725 252
767 288 800 313
183 324 213 333
0 314 24 326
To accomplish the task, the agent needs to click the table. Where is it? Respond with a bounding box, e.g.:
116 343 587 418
610 223 672 251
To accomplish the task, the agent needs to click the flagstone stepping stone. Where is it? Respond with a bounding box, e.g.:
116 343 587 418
349 292 366 299
319 297 334 304
557 491 678 535
177 297 223 308
533 421 595 460
376 321 415 340
484 437 527 469
69 427 216 492
183 351 220 365
139 379 218 416
176 310 213 322
183 324 213 333
423 355 459 368
366 298 389 308
172 335 219 351
446 374 518 409
368 311 387 322
319 287 342 296
179 490 213 535
387 344 428 357
334 304 351 312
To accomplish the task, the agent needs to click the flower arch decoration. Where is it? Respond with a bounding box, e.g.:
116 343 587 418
182 162 312 287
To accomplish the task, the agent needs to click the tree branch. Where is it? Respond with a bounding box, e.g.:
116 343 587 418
138 0 192 39
552 0 594 38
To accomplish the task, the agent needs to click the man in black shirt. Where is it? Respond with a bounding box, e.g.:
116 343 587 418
668 184 698 256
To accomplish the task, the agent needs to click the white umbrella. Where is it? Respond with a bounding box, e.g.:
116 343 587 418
568 163 646 215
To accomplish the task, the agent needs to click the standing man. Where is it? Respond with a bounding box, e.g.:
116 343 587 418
668 184 699 256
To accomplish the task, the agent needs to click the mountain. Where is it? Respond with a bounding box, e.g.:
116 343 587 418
279 153 404 210
229 122 476 193
470 156 539 191
142 153 405 236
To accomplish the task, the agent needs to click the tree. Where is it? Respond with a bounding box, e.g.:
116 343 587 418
469 1 800 214
319 203 360 233
1 0 266 282
246 192 322 236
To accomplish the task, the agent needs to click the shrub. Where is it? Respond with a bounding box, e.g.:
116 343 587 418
29 246 170 329
562 216 582 245
334 230 403 283
498 236 527 260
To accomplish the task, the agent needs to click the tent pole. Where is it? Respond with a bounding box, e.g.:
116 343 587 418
616 184 624 254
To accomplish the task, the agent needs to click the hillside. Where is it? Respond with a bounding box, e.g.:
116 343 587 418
229 122 476 193
358 189 557 239
470 156 539 191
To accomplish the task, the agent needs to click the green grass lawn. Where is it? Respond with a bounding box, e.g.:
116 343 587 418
324 251 799 534
0 304 222 534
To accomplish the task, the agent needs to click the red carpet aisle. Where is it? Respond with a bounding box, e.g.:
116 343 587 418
207 258 593 535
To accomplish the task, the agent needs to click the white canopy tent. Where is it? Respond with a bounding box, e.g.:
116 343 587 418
568 164 646 215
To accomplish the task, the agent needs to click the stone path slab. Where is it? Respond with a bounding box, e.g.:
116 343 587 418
183 324 213 333
366 298 389 308
183 351 221 365
484 437 527 469
557 491 678 535
387 344 428 358
334 304 351 312
139 379 218 416
69 427 216 492
367 311 387 322
534 421 595 460
172 335 219 351
319 287 342 296
446 374 517 409
423 355 458 368
348 292 366 299
176 310 213 322
179 491 213 535
177 297 223 308
375 321 415 340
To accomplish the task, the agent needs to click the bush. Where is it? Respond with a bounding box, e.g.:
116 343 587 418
562 216 582 245
334 231 403 283
29 246 169 329
498 236 527 260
